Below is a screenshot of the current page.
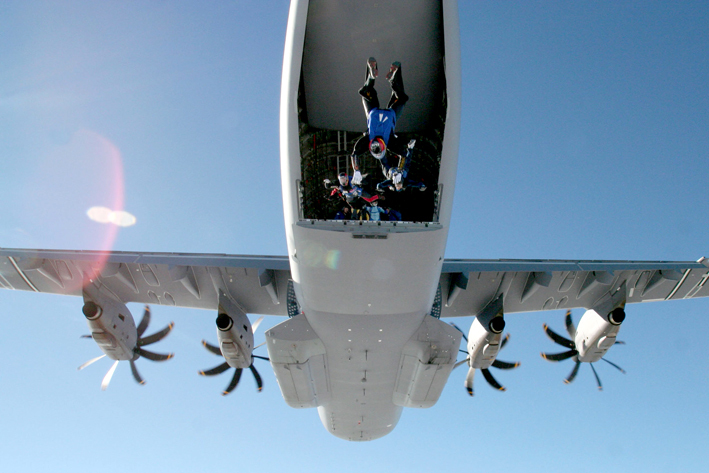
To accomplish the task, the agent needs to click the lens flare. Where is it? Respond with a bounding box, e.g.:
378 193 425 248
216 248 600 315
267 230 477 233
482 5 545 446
87 207 136 227
301 241 341 270
18 129 129 292
110 210 137 227
325 250 341 270
87 206 112 224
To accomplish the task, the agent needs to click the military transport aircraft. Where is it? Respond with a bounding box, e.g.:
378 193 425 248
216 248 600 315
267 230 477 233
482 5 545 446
1 0 708 443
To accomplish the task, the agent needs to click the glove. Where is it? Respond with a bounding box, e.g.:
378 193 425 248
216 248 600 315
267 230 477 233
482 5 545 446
392 170 403 185
352 170 362 185
323 178 331 185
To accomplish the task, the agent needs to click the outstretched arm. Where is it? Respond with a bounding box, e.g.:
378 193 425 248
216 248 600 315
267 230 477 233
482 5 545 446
351 134 370 185
350 153 360 173
351 134 369 171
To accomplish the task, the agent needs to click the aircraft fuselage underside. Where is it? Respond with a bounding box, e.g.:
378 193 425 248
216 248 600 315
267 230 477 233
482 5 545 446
271 0 462 440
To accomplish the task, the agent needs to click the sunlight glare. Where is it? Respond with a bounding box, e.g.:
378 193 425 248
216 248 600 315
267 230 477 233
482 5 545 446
87 206 137 227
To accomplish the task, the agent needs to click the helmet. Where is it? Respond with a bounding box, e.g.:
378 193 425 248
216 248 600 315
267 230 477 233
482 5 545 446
338 172 349 186
369 137 386 160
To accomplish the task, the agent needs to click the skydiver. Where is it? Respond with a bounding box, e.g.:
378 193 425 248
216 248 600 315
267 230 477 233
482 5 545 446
351 57 409 186
375 138 425 193
323 172 377 218
363 195 395 221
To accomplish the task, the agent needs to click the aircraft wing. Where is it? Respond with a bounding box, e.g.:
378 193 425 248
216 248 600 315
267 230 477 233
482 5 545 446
439 258 709 317
3 248 708 319
0 248 292 316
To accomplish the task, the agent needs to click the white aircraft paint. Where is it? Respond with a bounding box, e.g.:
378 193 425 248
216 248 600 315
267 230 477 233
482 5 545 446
273 0 462 440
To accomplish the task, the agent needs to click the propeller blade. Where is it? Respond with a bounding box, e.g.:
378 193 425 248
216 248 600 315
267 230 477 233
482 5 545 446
80 334 93 339
590 363 603 391
252 355 270 362
138 322 175 346
453 357 469 370
130 360 145 385
500 333 510 349
254 341 266 350
565 310 576 339
202 340 222 356
543 324 576 349
491 359 520 370
481 368 506 391
77 354 106 371
464 368 475 396
541 349 578 362
136 305 151 338
449 322 468 343
222 368 243 395
614 340 626 345
251 316 265 333
601 357 626 374
202 340 223 356
249 364 263 391
564 360 581 384
199 361 230 377
101 360 119 391
138 348 173 362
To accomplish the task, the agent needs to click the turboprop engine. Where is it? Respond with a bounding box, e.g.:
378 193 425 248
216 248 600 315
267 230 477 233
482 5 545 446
199 293 270 395
542 307 626 389
452 295 520 395
574 307 625 362
466 314 506 369
78 285 174 389
82 297 137 362
214 293 255 369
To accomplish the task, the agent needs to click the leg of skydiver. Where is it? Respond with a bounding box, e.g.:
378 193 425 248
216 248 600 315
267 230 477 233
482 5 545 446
387 208 402 221
376 179 393 193
386 61 408 119
400 139 416 179
359 57 380 116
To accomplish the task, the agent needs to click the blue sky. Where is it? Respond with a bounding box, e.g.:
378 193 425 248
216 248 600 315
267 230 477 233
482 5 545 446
1 1 708 472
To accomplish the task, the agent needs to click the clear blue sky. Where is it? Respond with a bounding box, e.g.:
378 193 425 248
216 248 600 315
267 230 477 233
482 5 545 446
1 1 708 472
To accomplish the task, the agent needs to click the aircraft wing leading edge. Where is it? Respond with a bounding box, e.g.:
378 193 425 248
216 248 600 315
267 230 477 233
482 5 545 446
0 248 291 316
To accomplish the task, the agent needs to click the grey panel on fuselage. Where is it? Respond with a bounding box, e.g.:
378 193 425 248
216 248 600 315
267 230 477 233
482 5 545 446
302 0 444 133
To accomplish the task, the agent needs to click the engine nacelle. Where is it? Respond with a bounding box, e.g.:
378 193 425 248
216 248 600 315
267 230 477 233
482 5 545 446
82 290 137 361
467 315 505 369
574 307 625 362
216 293 254 369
